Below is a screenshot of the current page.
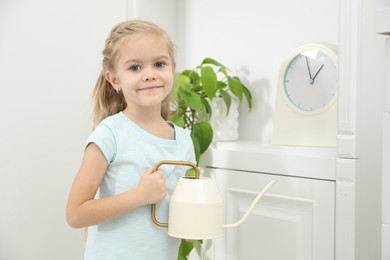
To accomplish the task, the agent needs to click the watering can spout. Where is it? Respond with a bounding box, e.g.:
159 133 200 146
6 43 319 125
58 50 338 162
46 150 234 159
222 179 276 228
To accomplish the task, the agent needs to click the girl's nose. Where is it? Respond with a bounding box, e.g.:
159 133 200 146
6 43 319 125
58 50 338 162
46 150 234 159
143 69 157 81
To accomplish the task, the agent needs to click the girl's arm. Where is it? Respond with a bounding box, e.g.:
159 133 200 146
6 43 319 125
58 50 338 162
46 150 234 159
66 143 166 228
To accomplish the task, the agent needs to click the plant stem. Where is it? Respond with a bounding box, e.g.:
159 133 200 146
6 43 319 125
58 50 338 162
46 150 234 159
190 109 195 132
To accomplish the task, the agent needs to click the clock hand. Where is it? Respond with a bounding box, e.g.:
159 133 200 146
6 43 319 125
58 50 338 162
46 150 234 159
305 56 313 80
312 64 324 82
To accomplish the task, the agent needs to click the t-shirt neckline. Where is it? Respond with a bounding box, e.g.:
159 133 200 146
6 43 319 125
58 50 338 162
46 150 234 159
119 112 177 144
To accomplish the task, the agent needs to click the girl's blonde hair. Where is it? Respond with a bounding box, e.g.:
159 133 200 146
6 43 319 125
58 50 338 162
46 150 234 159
92 20 175 128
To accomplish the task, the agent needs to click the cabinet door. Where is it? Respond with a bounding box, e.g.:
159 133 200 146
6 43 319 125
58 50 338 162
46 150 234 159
212 169 335 260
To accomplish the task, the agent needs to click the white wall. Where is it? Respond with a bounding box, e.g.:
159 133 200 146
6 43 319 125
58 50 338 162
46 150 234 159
126 0 179 45
0 1 126 259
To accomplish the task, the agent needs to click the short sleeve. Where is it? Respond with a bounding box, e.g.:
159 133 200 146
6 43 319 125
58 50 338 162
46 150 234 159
86 124 117 164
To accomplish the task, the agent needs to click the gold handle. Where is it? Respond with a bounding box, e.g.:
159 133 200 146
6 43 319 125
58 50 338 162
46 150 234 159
151 160 200 227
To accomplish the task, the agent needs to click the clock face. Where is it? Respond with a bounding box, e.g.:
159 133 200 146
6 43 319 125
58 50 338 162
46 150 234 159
283 49 338 113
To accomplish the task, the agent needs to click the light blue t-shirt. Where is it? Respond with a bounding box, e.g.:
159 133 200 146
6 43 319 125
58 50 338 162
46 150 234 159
84 112 196 260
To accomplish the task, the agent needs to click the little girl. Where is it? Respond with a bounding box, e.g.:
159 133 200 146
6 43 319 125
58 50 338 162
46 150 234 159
66 20 195 260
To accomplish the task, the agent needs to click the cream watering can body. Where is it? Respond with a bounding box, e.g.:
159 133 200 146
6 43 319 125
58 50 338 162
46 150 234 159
151 160 276 240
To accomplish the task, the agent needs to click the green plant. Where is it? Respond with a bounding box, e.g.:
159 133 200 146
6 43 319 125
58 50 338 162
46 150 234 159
170 57 252 163
169 57 252 259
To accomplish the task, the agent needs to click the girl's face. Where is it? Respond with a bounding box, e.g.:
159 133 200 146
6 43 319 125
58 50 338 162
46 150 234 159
106 33 175 113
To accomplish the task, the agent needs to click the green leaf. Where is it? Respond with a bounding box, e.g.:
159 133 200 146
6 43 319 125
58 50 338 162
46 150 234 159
178 239 195 260
228 76 243 103
178 88 202 111
219 66 228 76
219 89 232 115
200 66 218 99
186 168 197 177
171 115 185 128
173 74 190 99
201 57 226 68
181 70 200 85
216 80 227 90
192 121 213 154
242 85 253 110
190 135 201 165
193 240 204 257
201 97 212 119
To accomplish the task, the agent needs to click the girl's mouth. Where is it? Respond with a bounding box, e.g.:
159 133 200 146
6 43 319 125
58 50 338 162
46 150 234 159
138 86 163 91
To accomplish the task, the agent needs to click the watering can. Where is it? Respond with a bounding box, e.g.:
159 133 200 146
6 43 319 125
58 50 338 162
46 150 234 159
151 160 276 240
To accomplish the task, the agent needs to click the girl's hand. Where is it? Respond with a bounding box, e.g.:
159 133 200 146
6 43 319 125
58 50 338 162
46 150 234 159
66 145 168 228
137 167 166 205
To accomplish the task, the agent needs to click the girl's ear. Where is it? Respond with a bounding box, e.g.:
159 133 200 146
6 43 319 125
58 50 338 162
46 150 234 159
105 71 121 92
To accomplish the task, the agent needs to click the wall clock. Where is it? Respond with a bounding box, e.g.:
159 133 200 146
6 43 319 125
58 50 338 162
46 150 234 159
272 43 338 147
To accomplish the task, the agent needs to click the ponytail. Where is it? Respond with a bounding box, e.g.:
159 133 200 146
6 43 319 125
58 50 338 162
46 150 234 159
92 71 126 128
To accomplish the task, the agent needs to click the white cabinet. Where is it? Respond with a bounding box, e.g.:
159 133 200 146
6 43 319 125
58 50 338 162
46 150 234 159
213 168 334 260
199 143 336 260
381 30 390 260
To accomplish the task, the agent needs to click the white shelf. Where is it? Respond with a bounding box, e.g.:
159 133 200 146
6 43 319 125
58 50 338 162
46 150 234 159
200 141 337 180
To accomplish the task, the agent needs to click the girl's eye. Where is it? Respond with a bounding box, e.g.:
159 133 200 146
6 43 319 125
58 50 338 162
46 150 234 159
129 65 141 72
155 62 166 68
